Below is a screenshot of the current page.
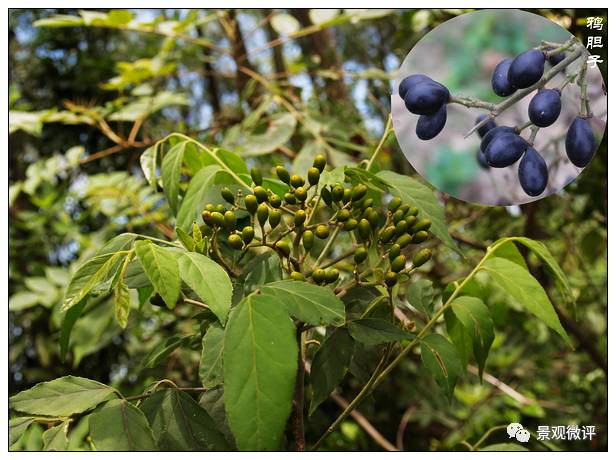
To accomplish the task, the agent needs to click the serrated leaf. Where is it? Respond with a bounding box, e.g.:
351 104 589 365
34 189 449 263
348 318 414 346
309 328 354 414
377 170 459 254
200 323 224 387
142 335 190 368
140 144 158 188
89 400 156 451
141 389 230 451
242 113 297 156
9 376 117 416
260 280 346 326
224 294 297 450
199 387 235 448
420 334 462 402
113 281 131 329
134 240 180 309
481 257 571 347
176 165 220 232
406 279 434 317
42 420 69 451
161 141 187 214
178 252 232 325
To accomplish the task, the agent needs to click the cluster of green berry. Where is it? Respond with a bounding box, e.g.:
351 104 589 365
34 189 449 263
199 154 433 290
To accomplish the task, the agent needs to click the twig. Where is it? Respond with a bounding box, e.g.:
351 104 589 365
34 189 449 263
366 113 393 170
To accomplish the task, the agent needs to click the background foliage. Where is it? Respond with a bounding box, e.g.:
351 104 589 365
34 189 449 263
8 8 607 451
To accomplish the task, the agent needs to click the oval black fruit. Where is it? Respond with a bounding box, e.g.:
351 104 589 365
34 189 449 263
476 148 490 170
508 49 546 89
480 125 517 152
404 80 450 115
475 114 498 138
485 133 527 168
491 58 516 96
548 52 565 67
398 74 430 99
565 116 596 168
518 147 548 197
528 88 561 127
416 105 447 140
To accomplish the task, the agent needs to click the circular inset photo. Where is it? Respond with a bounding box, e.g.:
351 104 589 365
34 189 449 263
391 9 606 206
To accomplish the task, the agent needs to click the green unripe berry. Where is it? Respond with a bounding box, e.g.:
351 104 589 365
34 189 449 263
290 175 305 188
224 210 237 231
202 210 213 226
313 154 326 172
307 167 320 186
253 186 268 203
380 226 396 244
412 248 432 268
227 234 243 250
354 247 368 264
290 271 305 281
205 203 216 213
358 219 371 239
388 244 401 260
342 188 352 203
361 207 373 220
390 255 407 273
399 204 410 216
410 218 432 234
269 209 281 228
294 186 307 202
211 211 225 227
250 167 263 186
367 210 380 229
302 230 314 251
215 204 226 213
336 209 351 222
257 203 269 226
351 184 368 202
325 268 340 284
221 187 235 205
321 187 333 205
343 218 358 231
284 192 296 205
388 197 402 212
395 233 413 248
331 185 344 202
411 231 429 244
405 215 417 228
275 240 291 257
276 166 291 184
294 209 307 227
312 268 326 284
384 271 398 287
269 194 281 208
407 206 419 216
362 198 374 210
394 220 408 236
241 226 254 244
315 224 330 239
393 209 405 224
245 195 258 214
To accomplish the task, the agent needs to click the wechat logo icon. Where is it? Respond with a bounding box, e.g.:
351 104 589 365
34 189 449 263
507 422 530 443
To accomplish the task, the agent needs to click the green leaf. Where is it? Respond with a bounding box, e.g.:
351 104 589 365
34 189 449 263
9 291 41 311
489 240 527 269
161 140 187 214
59 298 87 360
481 257 571 347
348 318 414 346
97 233 137 255
142 335 191 368
260 280 346 326
176 165 220 232
242 113 297 156
134 240 180 309
89 400 157 451
200 323 225 387
406 279 434 317
178 252 232 325
42 420 70 451
309 328 355 414
9 417 36 447
61 251 127 311
140 144 158 188
377 170 459 254
199 387 235 448
113 281 131 329
481 443 529 451
270 13 301 35
9 376 117 416
444 308 472 371
420 334 462 402
176 226 195 251
449 296 495 379
224 294 298 450
141 389 230 451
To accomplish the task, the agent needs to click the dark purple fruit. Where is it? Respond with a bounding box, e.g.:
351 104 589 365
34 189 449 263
528 88 561 127
416 105 447 140
404 81 450 115
480 125 517 152
476 148 490 170
398 74 430 99
548 52 565 67
491 58 516 97
476 115 498 138
518 147 548 196
484 133 527 168
508 49 546 89
565 117 596 168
